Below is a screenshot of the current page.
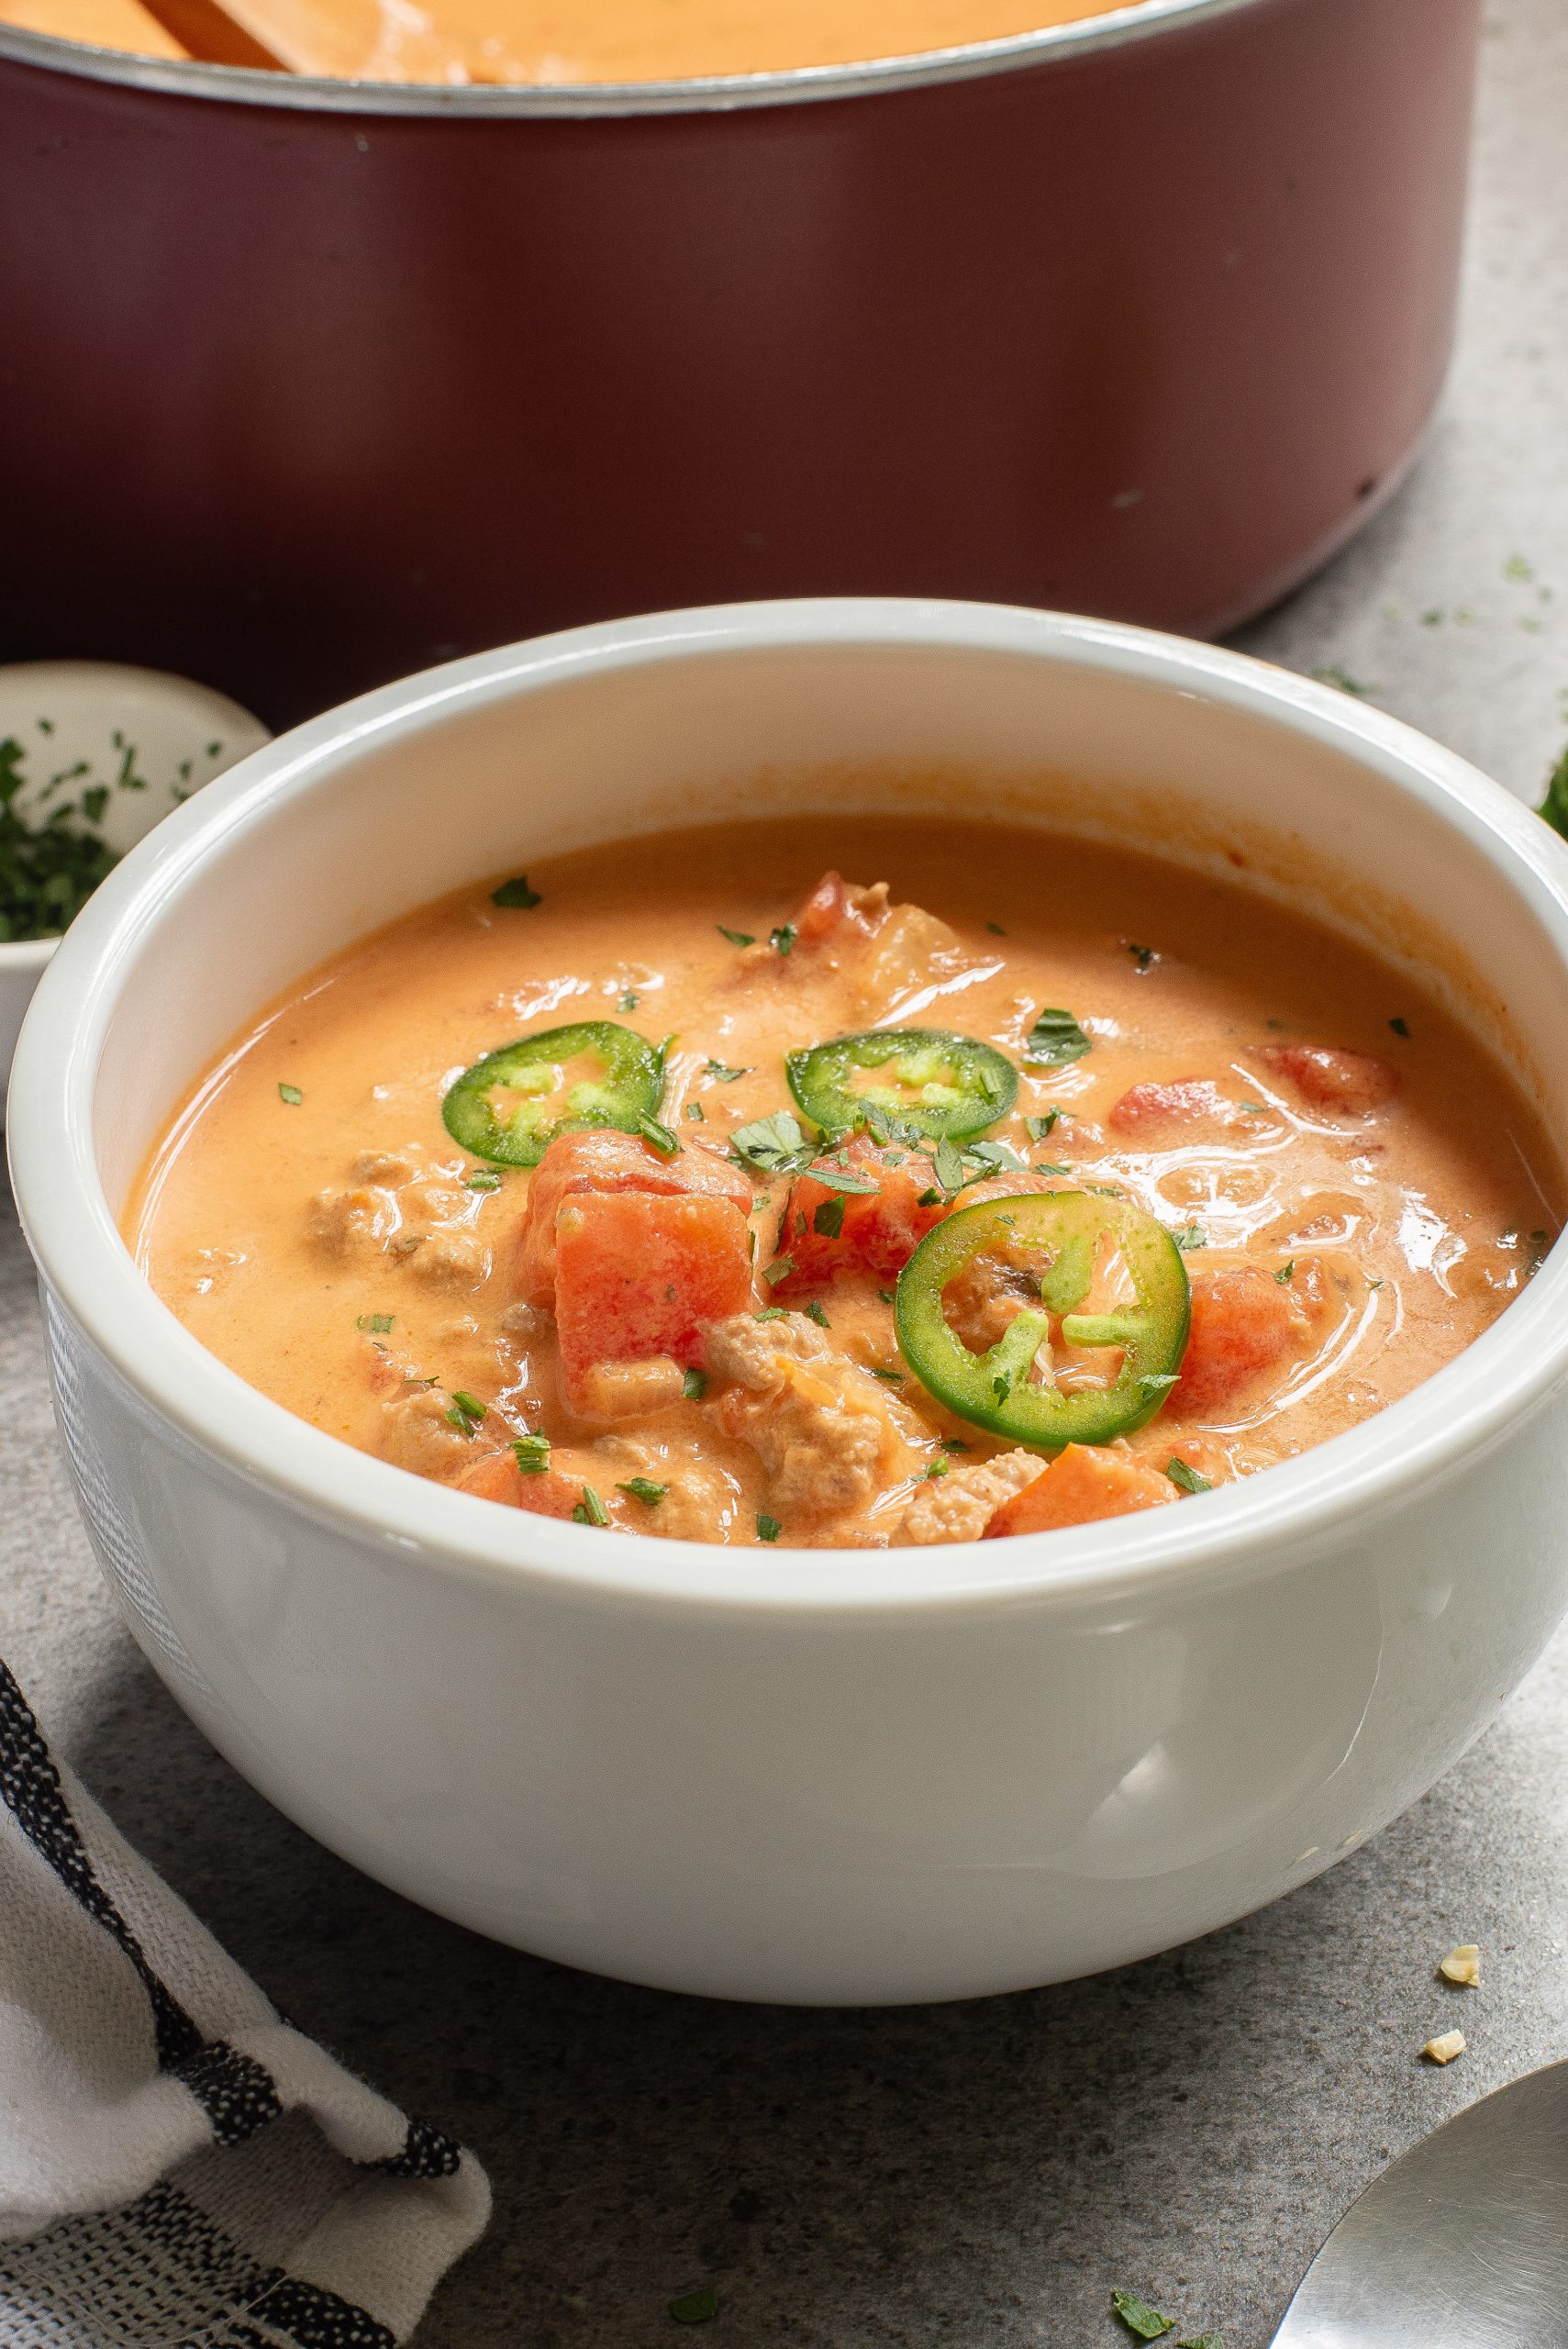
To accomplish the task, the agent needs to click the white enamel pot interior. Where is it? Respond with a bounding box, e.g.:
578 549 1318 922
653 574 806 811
10 598 1568 2005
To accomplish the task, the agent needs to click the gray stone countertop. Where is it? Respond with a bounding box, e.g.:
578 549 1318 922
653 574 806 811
4 4 1567 2342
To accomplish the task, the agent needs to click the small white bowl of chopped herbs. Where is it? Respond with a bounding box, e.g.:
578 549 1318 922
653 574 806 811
0 662 270 1092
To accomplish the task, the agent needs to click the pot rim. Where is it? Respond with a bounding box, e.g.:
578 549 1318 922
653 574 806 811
11 596 1568 1621
0 0 1273 117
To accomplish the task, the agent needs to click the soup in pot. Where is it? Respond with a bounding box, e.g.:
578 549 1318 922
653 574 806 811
129 815 1561 1550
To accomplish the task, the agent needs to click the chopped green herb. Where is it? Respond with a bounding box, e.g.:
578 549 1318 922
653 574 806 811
617 1476 668 1507
278 1082 304 1106
1369 1278 1385 1291
871 1365 905 1383
1505 552 1535 581
705 1058 751 1082
466 1171 502 1192
638 1114 681 1157
966 1138 1029 1175
717 925 755 949
512 1431 550 1473
445 1390 488 1437
618 990 639 1012
668 2288 720 2325
813 1195 846 1240
1314 664 1377 699
1174 2336 1224 2348
806 1164 880 1197
1025 1111 1061 1141
1112 2289 1175 2341
935 1135 966 1194
985 919 1006 936
992 1371 1013 1404
730 1109 814 1176
1173 1224 1207 1252
356 1312 395 1334
1420 607 1444 627
1239 1101 1266 1114
924 1459 949 1479
878 1287 897 1305
492 874 542 908
942 1437 971 1453
1389 1016 1410 1038
917 1187 944 1208
762 1253 795 1287
770 922 797 957
1166 1457 1212 1496
573 1483 610 1527
803 1298 832 1329
755 1306 789 1322
1126 942 1155 971
1025 1007 1091 1067
684 1102 706 1122
1275 1260 1296 1284
682 1368 708 1400
1537 744 1568 841
756 1514 782 1543
1035 1162 1070 1175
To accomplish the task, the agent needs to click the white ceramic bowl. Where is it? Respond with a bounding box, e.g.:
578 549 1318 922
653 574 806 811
0 662 270 1088
11 601 1568 2007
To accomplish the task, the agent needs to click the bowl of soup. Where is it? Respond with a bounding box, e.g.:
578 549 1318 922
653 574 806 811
12 596 1568 2006
0 0 1481 726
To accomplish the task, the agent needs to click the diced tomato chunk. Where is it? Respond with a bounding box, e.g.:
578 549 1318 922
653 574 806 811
516 1128 752 1307
773 1136 948 1295
1107 1078 1237 1138
984 1443 1175 1538
1174 1259 1329 1415
1258 1044 1396 1115
790 869 889 951
554 1190 753 1408
457 1446 625 1523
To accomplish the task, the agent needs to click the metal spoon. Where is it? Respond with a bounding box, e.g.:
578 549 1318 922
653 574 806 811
1273 2058 1568 2344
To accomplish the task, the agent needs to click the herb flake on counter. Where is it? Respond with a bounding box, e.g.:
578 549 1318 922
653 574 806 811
717 925 755 949
1537 743 1568 841
638 1113 681 1157
513 1432 550 1473
804 1299 831 1329
682 1368 708 1401
1313 664 1377 699
755 1514 782 1543
445 1390 488 1437
1388 1015 1411 1038
491 874 541 909
1166 1458 1212 1496
668 2288 720 2325
356 1313 395 1335
573 1483 610 1527
730 1110 813 1176
705 1058 751 1082
277 1083 304 1107
617 1477 668 1508
1025 1007 1091 1067
1112 2290 1175 2341
466 1171 502 1191
1175 2336 1225 2348
770 921 797 957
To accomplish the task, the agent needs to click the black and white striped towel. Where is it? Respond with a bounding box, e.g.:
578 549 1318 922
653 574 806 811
0 1661 491 2347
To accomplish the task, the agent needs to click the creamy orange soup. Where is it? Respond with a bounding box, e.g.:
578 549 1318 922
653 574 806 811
130 816 1561 1551
5 0 1133 83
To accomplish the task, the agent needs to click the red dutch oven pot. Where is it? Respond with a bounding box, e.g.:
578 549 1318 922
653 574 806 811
0 0 1479 727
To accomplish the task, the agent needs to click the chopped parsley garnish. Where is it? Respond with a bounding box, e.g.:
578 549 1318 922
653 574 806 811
1025 1111 1061 1140
924 1459 949 1479
755 1514 782 1543
0 736 120 941
512 1432 550 1473
806 1164 880 1197
1174 2336 1223 2347
1388 1015 1410 1038
466 1171 502 1191
1275 1260 1296 1284
917 1187 944 1208
1166 1457 1212 1496
668 2288 720 2324
1111 2289 1175 2340
445 1390 488 1437
934 1135 966 1194
985 919 1006 936
755 1306 789 1322
705 1058 751 1082
730 1110 814 1175
770 922 797 957
277 1082 304 1106
1313 664 1377 699
1025 1007 1091 1067
762 1253 795 1287
618 990 639 1011
804 1298 832 1329
870 1365 905 1383
684 1102 705 1121
356 1312 395 1334
682 1367 708 1400
1126 942 1155 971
638 1114 681 1156
942 1437 971 1453
717 925 755 949
966 1138 1029 1175
878 1288 897 1305
573 1483 610 1527
491 874 541 908
1035 1162 1070 1175
992 1371 1013 1403
813 1196 846 1240
1173 1225 1207 1252
617 1477 668 1507
1539 743 1568 841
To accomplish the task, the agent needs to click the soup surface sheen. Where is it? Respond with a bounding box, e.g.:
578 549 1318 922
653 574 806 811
131 816 1560 1551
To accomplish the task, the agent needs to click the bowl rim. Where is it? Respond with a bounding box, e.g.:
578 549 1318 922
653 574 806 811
11 594 1568 1619
0 0 1272 117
